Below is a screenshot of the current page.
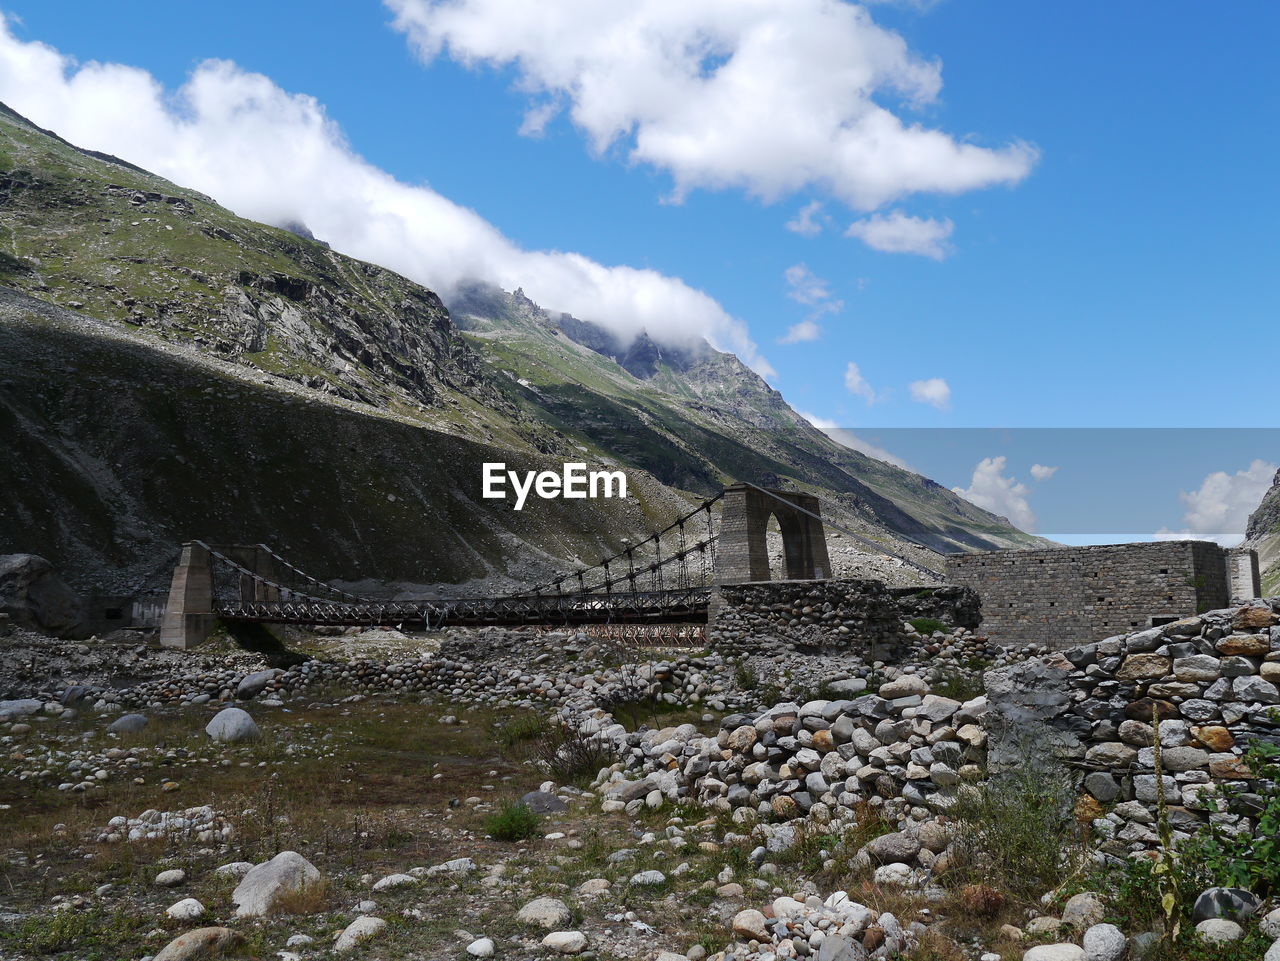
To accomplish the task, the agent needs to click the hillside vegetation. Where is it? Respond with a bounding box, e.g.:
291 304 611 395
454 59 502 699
0 102 1045 592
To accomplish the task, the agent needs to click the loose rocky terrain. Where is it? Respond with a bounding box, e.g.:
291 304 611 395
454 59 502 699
2 597 1278 961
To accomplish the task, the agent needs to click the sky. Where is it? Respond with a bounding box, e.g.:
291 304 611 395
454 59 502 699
0 2 1276 541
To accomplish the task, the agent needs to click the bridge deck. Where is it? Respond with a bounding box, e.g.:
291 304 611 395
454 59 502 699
212 587 712 629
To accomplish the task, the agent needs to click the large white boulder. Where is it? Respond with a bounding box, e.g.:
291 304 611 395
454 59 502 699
232 851 321 917
205 707 260 743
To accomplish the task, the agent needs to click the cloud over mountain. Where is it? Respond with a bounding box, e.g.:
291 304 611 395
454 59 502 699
0 17 774 376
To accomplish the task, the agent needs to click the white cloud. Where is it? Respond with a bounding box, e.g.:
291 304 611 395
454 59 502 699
952 456 1036 531
786 200 825 237
779 320 821 344
844 361 879 404
846 210 953 259
780 264 840 343
797 412 911 469
784 264 833 306
387 0 1037 211
909 377 950 410
1154 459 1278 546
0 17 775 377
1030 463 1059 482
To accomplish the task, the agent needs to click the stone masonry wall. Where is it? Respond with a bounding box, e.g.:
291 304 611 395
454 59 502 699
707 579 981 657
947 540 1241 648
984 600 1280 856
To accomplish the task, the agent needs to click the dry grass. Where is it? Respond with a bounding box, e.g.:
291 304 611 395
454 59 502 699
270 878 330 916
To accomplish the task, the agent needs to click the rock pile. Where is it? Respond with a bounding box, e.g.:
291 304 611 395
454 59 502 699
729 892 918 960
92 805 232 844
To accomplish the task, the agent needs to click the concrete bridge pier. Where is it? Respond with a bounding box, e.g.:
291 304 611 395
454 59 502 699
160 541 216 650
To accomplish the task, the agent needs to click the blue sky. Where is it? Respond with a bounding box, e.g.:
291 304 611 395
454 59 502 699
1 1 1276 539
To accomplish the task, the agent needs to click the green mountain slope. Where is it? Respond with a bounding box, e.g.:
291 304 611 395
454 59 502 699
0 101 1046 593
450 284 1049 555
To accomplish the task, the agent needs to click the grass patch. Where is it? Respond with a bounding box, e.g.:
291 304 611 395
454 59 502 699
496 711 548 748
0 906 151 958
908 617 948 635
485 801 541 842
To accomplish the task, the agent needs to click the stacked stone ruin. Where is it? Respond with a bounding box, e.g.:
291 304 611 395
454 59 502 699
577 598 1280 881
707 581 980 656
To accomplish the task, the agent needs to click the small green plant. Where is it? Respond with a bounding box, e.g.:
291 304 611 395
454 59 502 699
0 906 148 955
928 666 984 702
733 662 759 690
1149 705 1184 940
1179 739 1280 896
908 616 948 635
485 801 541 841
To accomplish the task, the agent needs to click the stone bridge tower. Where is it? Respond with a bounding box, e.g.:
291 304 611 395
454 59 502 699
715 483 832 583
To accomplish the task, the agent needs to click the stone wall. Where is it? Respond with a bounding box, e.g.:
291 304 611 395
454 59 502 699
707 579 980 656
985 600 1280 854
947 540 1255 648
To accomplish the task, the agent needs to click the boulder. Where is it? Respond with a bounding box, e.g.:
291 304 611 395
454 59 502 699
335 916 386 952
235 670 280 700
819 935 869 961
732 909 770 941
1062 892 1105 930
0 698 42 719
1082 923 1126 961
166 898 206 921
371 873 415 891
205 707 260 743
517 896 572 929
108 713 149 734
1191 887 1260 923
863 831 921 865
878 675 929 699
232 851 321 917
1194 918 1243 943
1024 947 1086 961
152 927 242 961
521 789 567 813
0 554 87 638
542 931 588 954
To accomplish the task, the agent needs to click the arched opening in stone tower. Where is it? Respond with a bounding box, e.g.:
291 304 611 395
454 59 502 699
765 512 784 581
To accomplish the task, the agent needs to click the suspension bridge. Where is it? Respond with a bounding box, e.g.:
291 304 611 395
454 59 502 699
160 483 944 649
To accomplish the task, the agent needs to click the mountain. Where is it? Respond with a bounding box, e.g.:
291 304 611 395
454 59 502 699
0 102 1045 595
1244 467 1280 595
448 283 1047 555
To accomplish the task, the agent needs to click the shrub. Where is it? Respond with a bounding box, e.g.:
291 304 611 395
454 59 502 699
948 761 1082 899
534 726 615 787
271 878 329 915
956 883 1006 919
485 801 541 842
734 662 759 690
